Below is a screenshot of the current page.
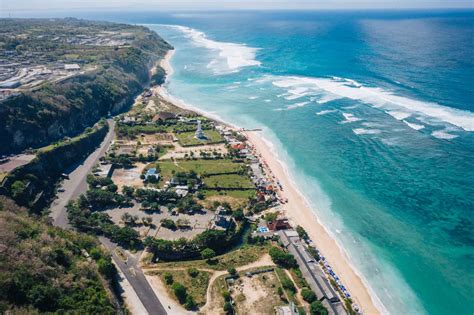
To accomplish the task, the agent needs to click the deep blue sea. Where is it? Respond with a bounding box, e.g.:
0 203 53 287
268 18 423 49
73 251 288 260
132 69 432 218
11 9 474 314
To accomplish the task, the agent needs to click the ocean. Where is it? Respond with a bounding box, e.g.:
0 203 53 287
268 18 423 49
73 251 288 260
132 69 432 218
12 9 474 314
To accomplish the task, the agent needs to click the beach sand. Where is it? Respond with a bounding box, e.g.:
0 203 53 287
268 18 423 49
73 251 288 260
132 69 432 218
156 49 381 315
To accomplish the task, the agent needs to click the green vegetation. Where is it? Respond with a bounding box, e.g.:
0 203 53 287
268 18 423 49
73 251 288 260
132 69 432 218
153 269 210 307
203 173 254 189
147 244 268 271
310 301 328 315
3 121 109 213
175 130 224 147
0 197 120 313
269 247 298 269
157 159 244 180
301 288 317 303
201 248 216 262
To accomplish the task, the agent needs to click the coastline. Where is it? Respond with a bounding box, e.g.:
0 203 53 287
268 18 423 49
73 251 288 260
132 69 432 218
157 49 381 314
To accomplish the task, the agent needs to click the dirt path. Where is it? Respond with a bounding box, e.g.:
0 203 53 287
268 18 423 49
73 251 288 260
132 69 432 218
199 254 274 314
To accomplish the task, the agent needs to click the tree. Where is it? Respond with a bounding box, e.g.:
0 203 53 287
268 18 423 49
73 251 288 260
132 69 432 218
187 268 199 278
301 287 317 303
184 295 196 310
269 247 297 269
201 248 216 262
163 272 173 285
122 186 135 197
310 301 328 315
10 180 27 200
97 257 116 279
227 267 237 276
296 225 309 241
232 209 244 221
223 301 233 314
171 282 187 304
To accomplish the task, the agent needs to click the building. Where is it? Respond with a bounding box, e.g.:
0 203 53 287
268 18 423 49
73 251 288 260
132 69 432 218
275 304 298 315
145 168 159 180
153 111 176 122
174 185 189 198
0 81 21 89
267 217 291 231
64 63 80 71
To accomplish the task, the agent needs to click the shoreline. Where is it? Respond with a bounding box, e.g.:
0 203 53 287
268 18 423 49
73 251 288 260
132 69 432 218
157 48 381 314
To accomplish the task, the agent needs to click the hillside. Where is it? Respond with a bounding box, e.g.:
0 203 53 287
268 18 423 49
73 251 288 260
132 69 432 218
0 196 122 313
0 18 172 154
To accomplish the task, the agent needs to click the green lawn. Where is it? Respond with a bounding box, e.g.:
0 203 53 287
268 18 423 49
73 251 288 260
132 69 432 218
156 159 244 184
202 189 256 199
175 130 224 147
203 174 254 189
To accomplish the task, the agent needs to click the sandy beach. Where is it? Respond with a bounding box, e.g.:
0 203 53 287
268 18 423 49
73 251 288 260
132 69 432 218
156 49 381 315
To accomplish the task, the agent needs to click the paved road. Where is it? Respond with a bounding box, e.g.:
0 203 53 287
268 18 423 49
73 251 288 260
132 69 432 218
48 119 167 315
50 119 116 229
101 237 167 315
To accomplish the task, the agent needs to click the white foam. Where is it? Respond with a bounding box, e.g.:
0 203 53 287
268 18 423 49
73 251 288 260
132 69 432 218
170 25 261 74
316 109 337 116
353 128 382 135
248 96 259 100
275 101 310 111
432 129 459 139
341 112 362 124
403 120 425 131
265 99 272 103
387 111 411 120
270 75 474 131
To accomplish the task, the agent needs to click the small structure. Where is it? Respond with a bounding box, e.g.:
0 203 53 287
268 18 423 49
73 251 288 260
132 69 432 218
275 304 298 315
211 208 232 230
153 111 177 122
145 168 159 180
175 185 189 198
267 217 291 231
194 120 206 140
0 81 21 89
64 63 80 71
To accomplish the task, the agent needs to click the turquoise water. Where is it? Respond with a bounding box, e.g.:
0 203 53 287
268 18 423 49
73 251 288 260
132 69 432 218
142 11 474 314
23 9 472 314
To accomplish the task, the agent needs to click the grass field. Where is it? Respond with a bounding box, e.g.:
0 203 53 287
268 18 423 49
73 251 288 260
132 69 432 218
148 244 269 271
203 174 254 189
156 159 245 186
150 269 211 306
200 189 255 210
175 130 224 147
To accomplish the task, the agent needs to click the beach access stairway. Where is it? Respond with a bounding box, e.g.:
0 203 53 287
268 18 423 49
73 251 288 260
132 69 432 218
279 230 347 315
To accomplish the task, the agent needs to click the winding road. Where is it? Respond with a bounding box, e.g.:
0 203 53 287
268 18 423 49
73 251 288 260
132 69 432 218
49 119 167 315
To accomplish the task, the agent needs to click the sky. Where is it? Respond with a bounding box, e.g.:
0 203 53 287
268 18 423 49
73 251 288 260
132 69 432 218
1 0 472 12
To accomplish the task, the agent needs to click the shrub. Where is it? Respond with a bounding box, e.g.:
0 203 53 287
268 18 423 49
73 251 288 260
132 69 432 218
201 248 216 261
227 267 237 276
171 282 187 304
310 301 328 315
281 276 296 293
223 301 233 314
269 247 298 269
187 268 199 278
184 295 196 310
301 287 317 303
222 290 231 302
163 272 173 285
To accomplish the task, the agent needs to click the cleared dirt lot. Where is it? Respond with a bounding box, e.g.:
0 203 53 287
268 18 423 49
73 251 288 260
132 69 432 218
230 271 283 314
111 162 147 190
105 202 215 239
